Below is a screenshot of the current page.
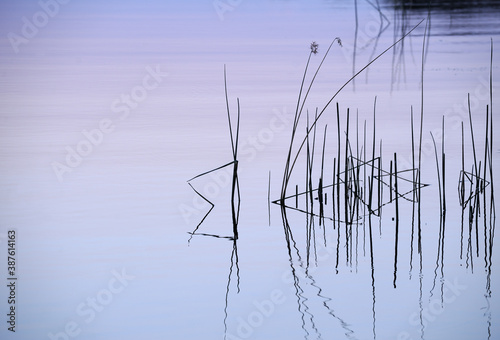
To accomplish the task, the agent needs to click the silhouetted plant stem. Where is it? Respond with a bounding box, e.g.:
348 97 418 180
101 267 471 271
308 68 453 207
393 152 399 288
363 120 367 257
442 116 446 213
320 124 327 228
468 93 478 177
410 107 416 275
268 171 271 226
296 184 299 209
345 108 350 265
488 39 495 220
460 122 465 260
379 140 383 220
430 132 442 215
337 103 342 234
417 17 429 256
332 158 336 230
369 97 377 215
389 160 393 202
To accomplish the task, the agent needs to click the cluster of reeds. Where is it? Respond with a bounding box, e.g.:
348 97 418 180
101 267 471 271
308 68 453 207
458 41 496 272
186 25 495 340
185 13 495 340
274 21 496 291
274 20 426 277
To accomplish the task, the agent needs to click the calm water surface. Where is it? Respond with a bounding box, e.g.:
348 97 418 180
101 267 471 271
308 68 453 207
0 1 499 339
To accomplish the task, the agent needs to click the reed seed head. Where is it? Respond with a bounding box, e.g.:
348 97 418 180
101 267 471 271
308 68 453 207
310 41 319 54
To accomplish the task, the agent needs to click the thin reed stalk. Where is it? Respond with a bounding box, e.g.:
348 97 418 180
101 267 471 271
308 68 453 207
369 97 377 214
468 93 478 176
345 108 350 265
410 107 416 274
379 140 383 218
332 158 336 229
319 125 328 228
389 160 393 202
337 104 341 233
460 122 465 260
393 152 399 288
363 120 367 256
268 171 271 226
430 132 442 214
442 116 446 213
417 17 429 255
489 39 495 219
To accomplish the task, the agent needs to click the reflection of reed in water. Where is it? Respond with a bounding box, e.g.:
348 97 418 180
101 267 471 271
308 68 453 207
186 14 497 340
271 16 496 339
184 66 241 340
458 39 495 273
187 65 241 242
271 21 424 339
352 0 391 89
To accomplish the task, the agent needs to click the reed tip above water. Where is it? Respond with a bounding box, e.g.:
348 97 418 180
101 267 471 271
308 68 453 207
310 38 342 55
310 41 319 54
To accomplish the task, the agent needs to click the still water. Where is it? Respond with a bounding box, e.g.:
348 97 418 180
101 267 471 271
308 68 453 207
0 1 499 339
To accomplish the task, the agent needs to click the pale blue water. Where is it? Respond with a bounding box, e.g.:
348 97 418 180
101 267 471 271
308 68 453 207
0 1 499 339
